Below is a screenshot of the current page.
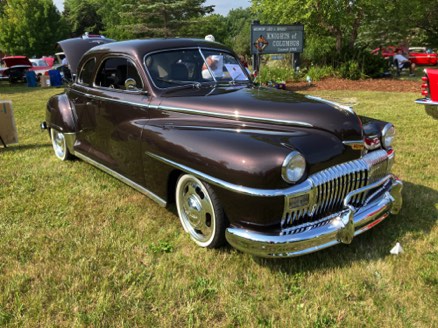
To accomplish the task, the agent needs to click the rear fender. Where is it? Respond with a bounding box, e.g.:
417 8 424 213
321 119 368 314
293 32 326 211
46 93 76 133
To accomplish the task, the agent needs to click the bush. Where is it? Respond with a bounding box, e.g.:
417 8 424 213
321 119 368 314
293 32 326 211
339 60 363 80
306 65 337 81
257 65 298 84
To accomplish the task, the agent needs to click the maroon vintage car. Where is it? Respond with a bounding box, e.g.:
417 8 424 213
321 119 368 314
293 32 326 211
42 37 403 258
0 56 32 82
416 67 438 119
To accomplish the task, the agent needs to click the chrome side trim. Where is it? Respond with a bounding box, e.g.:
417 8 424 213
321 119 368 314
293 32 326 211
153 104 313 128
146 151 313 197
170 125 300 136
68 89 312 128
415 98 438 106
342 140 364 145
147 150 388 199
305 95 355 114
81 92 149 108
74 151 167 207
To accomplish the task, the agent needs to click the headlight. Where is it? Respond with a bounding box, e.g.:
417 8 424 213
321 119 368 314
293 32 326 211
382 124 395 149
282 151 306 183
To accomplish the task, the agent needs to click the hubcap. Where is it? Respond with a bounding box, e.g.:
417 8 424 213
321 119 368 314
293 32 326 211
177 176 215 245
51 129 66 159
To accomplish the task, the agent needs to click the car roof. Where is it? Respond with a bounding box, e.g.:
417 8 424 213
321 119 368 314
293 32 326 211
85 38 232 58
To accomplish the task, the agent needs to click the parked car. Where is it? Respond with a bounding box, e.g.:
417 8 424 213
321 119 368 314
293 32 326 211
415 68 438 119
0 56 32 82
371 45 396 59
408 47 438 66
42 37 403 258
29 58 51 77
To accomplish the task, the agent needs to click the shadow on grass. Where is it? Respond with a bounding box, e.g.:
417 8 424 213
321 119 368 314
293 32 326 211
0 143 52 153
0 83 64 94
252 181 437 273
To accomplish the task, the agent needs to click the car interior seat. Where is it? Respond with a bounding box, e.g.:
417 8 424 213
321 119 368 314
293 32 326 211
170 63 189 81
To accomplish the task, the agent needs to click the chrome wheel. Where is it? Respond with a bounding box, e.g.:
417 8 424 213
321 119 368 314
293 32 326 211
50 128 70 161
176 174 225 248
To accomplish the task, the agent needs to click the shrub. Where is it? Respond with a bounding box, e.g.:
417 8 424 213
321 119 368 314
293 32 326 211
339 60 363 80
306 65 337 81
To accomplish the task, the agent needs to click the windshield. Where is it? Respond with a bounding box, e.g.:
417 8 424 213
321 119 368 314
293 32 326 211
31 59 49 67
144 48 250 88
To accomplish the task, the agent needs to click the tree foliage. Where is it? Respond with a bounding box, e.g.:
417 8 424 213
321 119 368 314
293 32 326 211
63 0 104 36
223 8 252 56
252 0 382 53
179 14 228 42
114 0 214 38
0 0 68 56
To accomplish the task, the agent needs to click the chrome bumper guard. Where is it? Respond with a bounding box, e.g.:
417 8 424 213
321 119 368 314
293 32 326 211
226 175 403 258
415 98 438 119
415 98 438 106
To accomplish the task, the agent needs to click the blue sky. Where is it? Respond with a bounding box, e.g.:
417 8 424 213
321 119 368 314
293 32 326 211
53 0 251 15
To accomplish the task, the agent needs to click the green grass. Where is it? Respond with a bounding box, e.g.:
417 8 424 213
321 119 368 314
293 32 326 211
0 84 437 327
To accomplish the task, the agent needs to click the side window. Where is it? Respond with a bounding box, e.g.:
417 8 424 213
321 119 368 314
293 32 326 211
94 57 143 90
78 58 96 85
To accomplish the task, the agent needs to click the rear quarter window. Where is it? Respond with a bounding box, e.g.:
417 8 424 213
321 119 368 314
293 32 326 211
78 58 96 85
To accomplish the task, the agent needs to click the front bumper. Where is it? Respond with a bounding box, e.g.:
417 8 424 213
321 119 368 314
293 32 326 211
226 175 403 258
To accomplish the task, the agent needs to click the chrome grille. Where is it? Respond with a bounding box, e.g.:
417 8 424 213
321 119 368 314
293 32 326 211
282 150 389 229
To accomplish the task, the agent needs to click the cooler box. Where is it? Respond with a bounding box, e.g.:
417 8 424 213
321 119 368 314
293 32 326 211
49 69 62 87
0 101 18 146
26 71 37 87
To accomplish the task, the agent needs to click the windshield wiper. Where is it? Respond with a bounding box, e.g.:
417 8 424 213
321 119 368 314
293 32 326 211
158 79 205 94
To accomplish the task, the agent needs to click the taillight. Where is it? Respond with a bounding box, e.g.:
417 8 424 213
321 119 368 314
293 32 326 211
421 75 429 97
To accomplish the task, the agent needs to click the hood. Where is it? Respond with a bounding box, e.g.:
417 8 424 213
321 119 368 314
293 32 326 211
159 86 363 141
1 56 32 67
58 36 115 74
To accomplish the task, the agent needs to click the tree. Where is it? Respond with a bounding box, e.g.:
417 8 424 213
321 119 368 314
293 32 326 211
252 0 383 54
97 0 132 40
116 0 214 38
0 0 68 56
63 0 104 37
0 0 6 15
359 0 438 48
223 8 252 56
179 14 227 41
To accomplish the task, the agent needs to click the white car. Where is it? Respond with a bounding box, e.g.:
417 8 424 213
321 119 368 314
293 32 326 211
29 58 51 77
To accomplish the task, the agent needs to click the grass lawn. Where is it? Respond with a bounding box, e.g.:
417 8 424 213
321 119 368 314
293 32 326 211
0 84 437 327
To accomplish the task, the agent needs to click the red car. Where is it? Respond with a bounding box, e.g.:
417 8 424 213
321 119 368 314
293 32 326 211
416 68 438 118
371 46 396 58
0 56 32 82
0 56 53 82
29 58 51 77
408 47 438 66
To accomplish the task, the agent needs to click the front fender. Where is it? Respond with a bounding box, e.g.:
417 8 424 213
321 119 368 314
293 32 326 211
46 92 76 133
141 119 353 190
